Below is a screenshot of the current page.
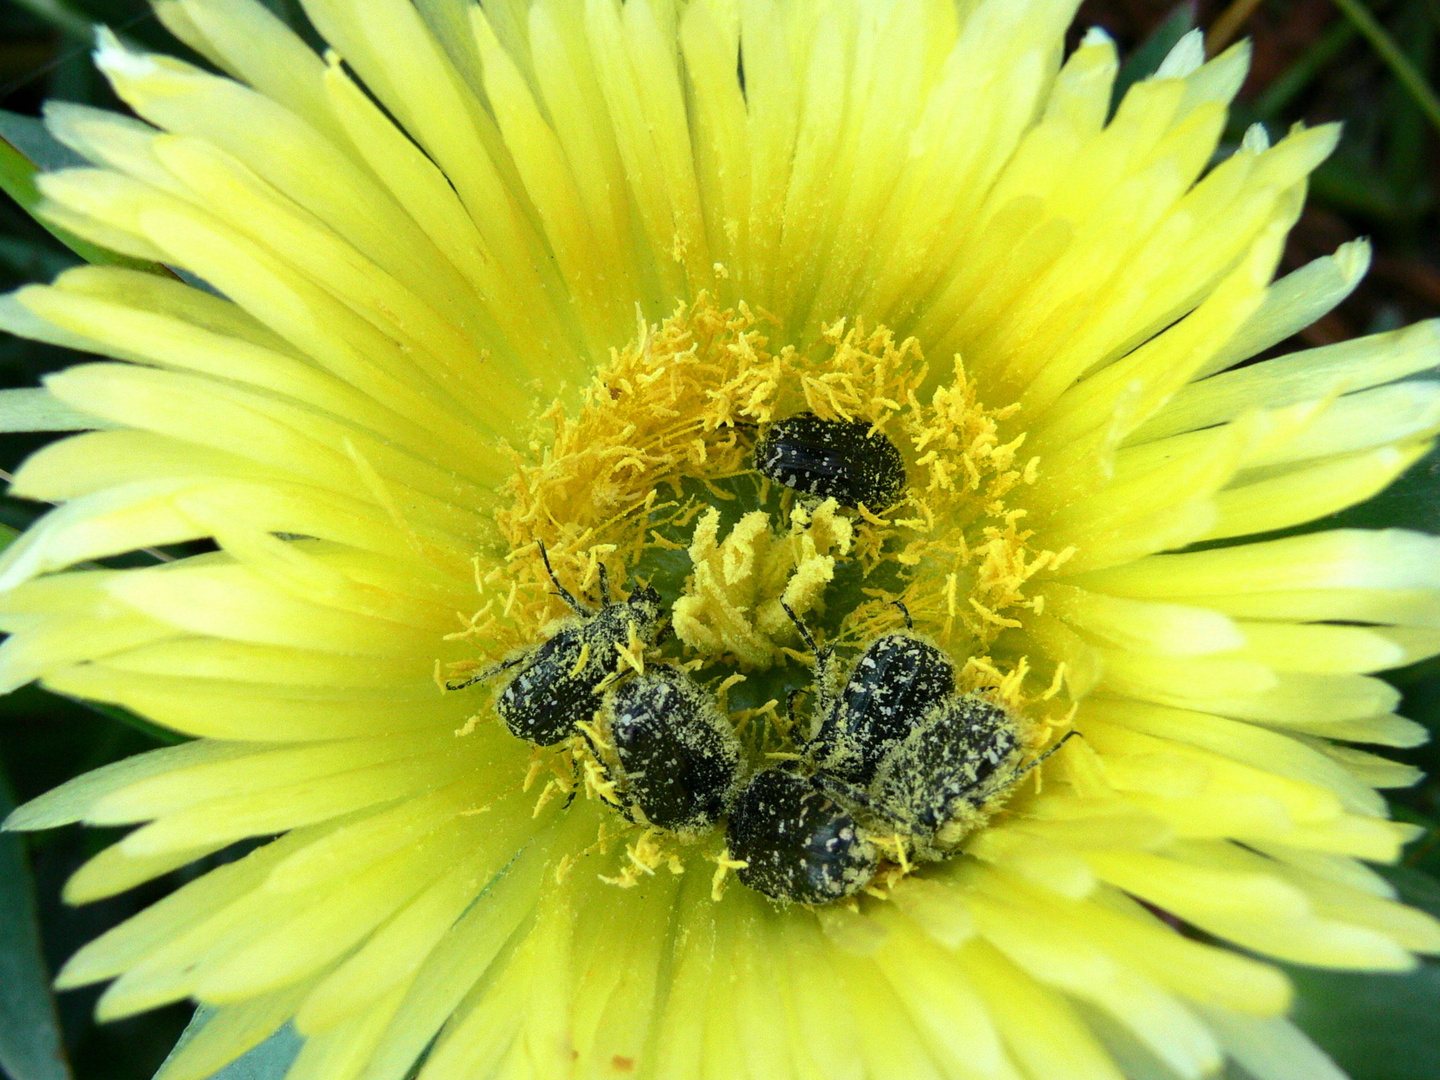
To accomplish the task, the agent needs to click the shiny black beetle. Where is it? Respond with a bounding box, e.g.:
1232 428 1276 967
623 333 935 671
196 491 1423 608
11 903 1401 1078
726 768 878 904
449 542 663 746
785 601 955 786
754 412 906 510
603 664 746 835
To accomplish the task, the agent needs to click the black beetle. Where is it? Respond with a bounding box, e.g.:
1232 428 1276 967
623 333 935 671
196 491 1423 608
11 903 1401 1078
867 693 1024 851
726 768 879 904
784 601 955 787
449 542 662 746
604 664 746 835
754 412 906 510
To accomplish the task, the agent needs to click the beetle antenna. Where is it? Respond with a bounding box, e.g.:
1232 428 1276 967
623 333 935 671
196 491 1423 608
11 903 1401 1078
538 539 588 616
444 654 524 692
891 599 913 631
597 562 612 607
1011 729 1083 783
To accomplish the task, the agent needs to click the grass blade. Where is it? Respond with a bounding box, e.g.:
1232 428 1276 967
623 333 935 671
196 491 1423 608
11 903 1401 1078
1331 0 1440 136
0 773 71 1080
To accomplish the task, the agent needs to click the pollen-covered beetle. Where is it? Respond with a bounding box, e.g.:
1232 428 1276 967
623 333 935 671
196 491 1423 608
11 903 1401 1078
764 602 1078 880
449 542 663 746
785 601 955 786
754 412 906 510
868 704 1079 857
603 664 747 835
726 768 879 903
867 693 1023 852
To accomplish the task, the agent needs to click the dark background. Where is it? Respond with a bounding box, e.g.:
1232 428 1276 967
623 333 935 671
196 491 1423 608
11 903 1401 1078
0 1 1439 1078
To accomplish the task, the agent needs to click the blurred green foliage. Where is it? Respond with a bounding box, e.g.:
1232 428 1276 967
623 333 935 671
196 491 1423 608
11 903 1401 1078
0 0 1439 1078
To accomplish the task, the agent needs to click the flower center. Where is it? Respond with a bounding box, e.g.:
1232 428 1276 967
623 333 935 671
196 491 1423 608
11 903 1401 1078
446 296 1074 891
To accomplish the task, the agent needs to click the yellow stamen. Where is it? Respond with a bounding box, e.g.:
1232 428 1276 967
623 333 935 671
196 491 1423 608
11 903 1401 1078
569 640 591 678
708 849 749 902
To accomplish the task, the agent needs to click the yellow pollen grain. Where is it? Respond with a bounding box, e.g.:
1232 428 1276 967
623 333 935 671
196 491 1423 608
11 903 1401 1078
569 640 592 678
714 672 746 712
522 749 547 793
1041 662 1069 702
532 776 571 818
454 713 483 738
616 622 646 675
708 850 749 901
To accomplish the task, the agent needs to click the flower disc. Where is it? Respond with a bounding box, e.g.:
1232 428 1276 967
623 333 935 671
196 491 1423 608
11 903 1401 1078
0 4 1438 1080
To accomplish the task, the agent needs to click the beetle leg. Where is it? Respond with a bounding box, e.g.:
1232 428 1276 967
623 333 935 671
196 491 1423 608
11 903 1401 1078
815 772 874 812
538 539 590 616
781 601 833 686
780 601 818 654
578 726 636 823
562 752 580 810
785 687 805 732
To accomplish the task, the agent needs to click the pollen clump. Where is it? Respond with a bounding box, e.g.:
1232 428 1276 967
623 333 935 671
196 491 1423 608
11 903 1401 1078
672 499 853 668
836 359 1070 713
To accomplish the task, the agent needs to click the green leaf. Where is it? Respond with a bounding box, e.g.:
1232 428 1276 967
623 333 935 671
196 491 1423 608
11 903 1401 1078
1310 440 1440 535
0 109 167 273
0 114 84 176
7 0 91 39
0 235 80 282
1111 2 1197 113
1252 21 1358 121
1331 0 1440 140
0 772 71 1080
154 1009 302 1080
1288 962 1440 1080
1310 151 1426 224
1380 864 1440 919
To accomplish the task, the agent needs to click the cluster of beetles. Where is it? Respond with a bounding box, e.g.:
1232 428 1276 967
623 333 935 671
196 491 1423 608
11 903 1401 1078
455 413 1064 904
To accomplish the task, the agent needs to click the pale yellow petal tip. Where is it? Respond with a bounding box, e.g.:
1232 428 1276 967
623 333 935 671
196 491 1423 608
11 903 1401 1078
92 25 155 80
1238 123 1269 155
1334 236 1374 281
4 795 63 832
1394 820 1428 844
53 950 104 992
1154 29 1205 80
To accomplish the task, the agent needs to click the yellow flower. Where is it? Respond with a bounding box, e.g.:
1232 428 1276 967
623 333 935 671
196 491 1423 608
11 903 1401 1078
2 2 1439 1079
